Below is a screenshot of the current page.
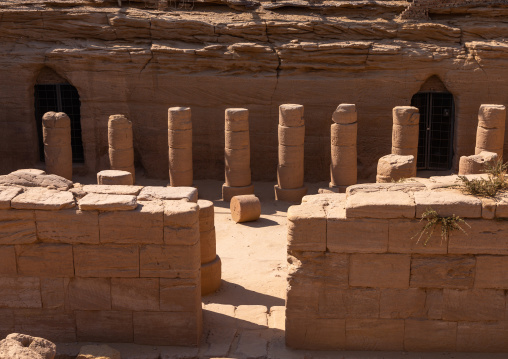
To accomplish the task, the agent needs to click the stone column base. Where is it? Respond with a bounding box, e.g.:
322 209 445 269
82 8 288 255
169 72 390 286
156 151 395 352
328 183 348 193
201 255 222 296
274 185 307 203
222 184 254 202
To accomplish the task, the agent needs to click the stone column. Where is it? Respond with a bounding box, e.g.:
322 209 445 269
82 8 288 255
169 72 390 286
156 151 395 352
97 169 133 185
108 114 135 183
376 154 416 183
391 106 419 176
42 111 72 180
275 104 307 202
198 199 221 296
458 151 498 175
329 104 357 192
475 104 507 159
222 108 254 201
168 107 193 187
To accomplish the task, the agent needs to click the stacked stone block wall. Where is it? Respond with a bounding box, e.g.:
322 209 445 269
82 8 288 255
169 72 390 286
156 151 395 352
0 172 202 345
287 182 508 352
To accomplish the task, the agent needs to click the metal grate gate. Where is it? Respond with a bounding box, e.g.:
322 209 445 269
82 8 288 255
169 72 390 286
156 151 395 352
34 84 85 163
411 92 454 170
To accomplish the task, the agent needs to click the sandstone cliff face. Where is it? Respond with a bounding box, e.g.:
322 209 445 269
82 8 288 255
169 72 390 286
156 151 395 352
0 0 507 182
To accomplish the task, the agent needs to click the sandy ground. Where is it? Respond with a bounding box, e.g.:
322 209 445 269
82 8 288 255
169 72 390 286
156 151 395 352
55 178 507 358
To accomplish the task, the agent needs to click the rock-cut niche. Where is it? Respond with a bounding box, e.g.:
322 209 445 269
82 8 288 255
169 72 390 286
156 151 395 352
411 75 455 171
34 67 85 163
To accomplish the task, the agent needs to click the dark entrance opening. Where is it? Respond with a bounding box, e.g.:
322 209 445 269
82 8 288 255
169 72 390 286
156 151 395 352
34 83 84 163
411 91 454 171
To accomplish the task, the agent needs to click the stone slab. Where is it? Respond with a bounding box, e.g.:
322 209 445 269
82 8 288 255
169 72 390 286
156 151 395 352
82 184 144 196
327 217 388 253
111 278 160 311
74 245 139 277
76 310 133 342
67 277 111 310
140 243 200 278
0 246 16 276
475 256 508 288
0 186 22 209
0 210 36 244
11 188 75 210
410 255 475 289
78 193 137 211
345 191 415 218
35 209 99 244
137 186 198 203
404 319 457 351
413 190 482 218
0 277 41 309
16 243 74 277
349 254 410 288
287 204 326 252
345 318 404 351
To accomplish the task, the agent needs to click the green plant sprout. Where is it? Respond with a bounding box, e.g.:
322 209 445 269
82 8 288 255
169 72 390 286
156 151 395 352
459 159 508 197
413 208 470 246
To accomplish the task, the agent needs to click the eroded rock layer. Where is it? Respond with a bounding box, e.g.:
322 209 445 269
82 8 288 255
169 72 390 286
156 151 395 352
0 0 507 181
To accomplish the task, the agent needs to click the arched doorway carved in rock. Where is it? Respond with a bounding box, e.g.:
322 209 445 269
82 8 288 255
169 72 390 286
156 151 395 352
34 67 85 163
411 75 454 170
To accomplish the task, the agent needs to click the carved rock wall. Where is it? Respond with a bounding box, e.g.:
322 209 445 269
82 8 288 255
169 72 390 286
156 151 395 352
0 2 507 181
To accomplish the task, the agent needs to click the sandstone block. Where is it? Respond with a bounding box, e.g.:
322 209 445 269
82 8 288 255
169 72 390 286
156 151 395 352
413 190 482 218
331 123 357 147
475 126 505 150
278 125 305 146
160 278 200 312
168 129 193 149
478 104 507 128
78 193 137 211
350 254 410 288
0 173 72 191
345 190 415 218
332 104 357 124
168 147 193 171
392 123 419 149
42 112 72 180
76 310 133 342
140 243 200 278
0 186 22 209
457 321 508 352
225 130 249 150
347 182 426 195
330 145 356 168
458 151 498 175
169 168 193 187
346 318 404 351
35 209 99 244
67 278 111 310
276 165 304 189
392 106 419 126
475 256 508 288
10 169 46 176
225 108 249 132
388 219 449 254
6 333 56 359
0 338 45 359
410 255 475 289
404 319 456 351
278 145 304 167
224 168 251 188
0 209 36 244
287 277 320 314
77 344 120 359
481 197 496 219
0 277 41 308
200 228 217 263
164 226 200 246
201 255 222 296
163 200 199 227
16 244 73 277
379 288 427 319
133 311 201 346
168 107 192 130
11 188 75 210
138 186 198 202
285 316 345 350
442 288 504 321
279 104 304 127
13 309 76 342
0 246 16 275
198 199 214 223
287 204 326 251
82 184 143 196
318 287 380 319
107 148 134 168
74 245 139 277
327 217 388 253
377 154 416 181
99 201 163 244
111 278 159 311
96 170 133 186
222 184 254 202
108 115 133 148
274 185 307 202
40 278 66 310
289 252 349 290
448 219 508 254
230 195 260 223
